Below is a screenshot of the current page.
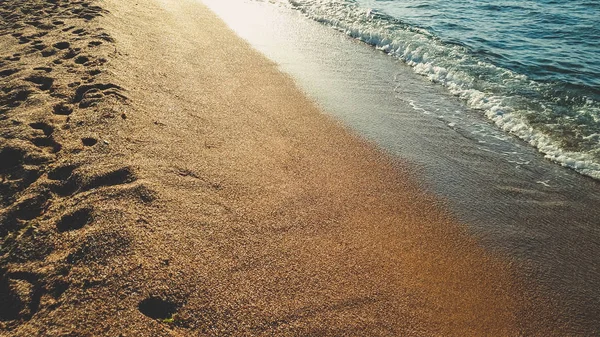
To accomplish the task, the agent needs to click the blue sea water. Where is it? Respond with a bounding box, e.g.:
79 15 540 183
281 0 600 179
359 0 600 89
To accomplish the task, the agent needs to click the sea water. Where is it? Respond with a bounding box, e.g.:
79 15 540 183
283 0 600 180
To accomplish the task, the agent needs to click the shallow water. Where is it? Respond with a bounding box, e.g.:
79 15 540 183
202 0 600 333
278 0 600 180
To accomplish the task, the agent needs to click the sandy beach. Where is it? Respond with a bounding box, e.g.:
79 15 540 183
0 0 569 335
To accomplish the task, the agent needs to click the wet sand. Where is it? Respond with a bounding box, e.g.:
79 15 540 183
204 2 600 334
1 0 566 335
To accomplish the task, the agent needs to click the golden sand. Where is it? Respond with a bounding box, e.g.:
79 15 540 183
0 0 563 335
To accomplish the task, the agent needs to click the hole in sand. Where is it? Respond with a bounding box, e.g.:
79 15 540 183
74 55 89 64
53 41 70 50
81 137 97 146
56 208 93 232
138 297 179 320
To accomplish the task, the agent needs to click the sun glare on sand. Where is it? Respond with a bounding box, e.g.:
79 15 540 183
201 0 282 38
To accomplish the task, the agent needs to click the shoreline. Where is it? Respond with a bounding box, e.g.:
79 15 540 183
207 2 600 333
1 0 569 335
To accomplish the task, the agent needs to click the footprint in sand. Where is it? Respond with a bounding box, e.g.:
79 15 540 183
40 48 56 58
55 207 94 232
95 32 115 43
0 145 47 207
0 68 21 78
73 83 126 108
74 55 90 65
52 102 73 115
62 48 79 60
52 41 70 50
29 122 54 137
0 272 42 321
0 87 32 108
31 43 46 51
31 136 62 154
32 67 52 73
66 228 132 265
71 28 87 36
29 121 60 154
47 164 138 197
0 192 50 237
25 75 54 91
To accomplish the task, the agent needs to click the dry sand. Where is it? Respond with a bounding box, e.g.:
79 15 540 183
1 0 567 335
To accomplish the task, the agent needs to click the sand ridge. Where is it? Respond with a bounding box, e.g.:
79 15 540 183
1 0 565 335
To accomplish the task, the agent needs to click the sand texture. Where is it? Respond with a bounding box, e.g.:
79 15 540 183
1 0 566 335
